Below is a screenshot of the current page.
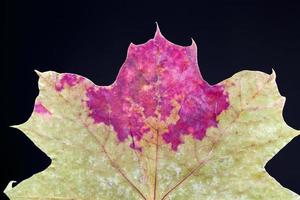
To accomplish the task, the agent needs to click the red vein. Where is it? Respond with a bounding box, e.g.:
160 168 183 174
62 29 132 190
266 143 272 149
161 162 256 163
153 129 159 200
106 152 146 200
84 123 147 200
129 124 149 186
41 76 147 200
160 149 213 200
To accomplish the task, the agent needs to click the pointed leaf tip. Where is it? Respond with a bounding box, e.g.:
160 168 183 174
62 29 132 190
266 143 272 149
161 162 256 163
9 124 17 128
191 37 195 44
190 37 197 48
4 181 16 193
271 68 277 77
154 22 164 39
34 70 43 77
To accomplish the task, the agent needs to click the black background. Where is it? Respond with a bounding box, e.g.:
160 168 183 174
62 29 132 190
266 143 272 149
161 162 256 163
2 0 300 199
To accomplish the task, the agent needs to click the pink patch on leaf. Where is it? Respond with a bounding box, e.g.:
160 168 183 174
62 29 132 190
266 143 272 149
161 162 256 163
55 74 84 91
85 25 229 151
34 102 51 115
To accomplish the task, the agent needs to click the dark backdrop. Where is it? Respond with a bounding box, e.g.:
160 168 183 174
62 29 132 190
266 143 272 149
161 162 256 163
2 0 300 199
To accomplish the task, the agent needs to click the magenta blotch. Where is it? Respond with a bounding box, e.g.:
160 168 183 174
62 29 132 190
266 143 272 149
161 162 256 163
55 73 84 92
85 26 229 151
34 102 51 115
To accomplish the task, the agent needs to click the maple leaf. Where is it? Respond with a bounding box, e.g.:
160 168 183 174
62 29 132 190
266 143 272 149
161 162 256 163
5 25 300 200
